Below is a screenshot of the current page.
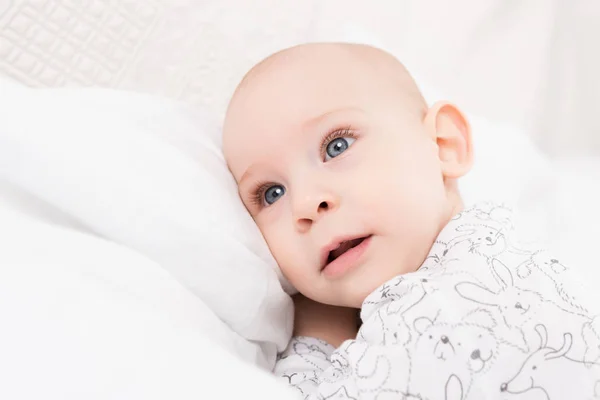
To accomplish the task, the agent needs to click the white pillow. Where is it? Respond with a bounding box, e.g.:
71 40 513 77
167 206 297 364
0 86 292 369
0 204 296 399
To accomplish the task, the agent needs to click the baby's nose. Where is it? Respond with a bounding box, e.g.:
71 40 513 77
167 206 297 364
471 349 481 360
292 193 338 232
500 383 508 392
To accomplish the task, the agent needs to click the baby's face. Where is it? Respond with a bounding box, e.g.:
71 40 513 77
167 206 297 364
224 45 469 307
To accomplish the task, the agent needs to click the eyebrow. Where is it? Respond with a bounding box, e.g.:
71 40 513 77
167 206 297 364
302 107 364 130
238 167 257 193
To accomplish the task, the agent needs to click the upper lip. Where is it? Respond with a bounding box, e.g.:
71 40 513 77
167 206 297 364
320 234 371 269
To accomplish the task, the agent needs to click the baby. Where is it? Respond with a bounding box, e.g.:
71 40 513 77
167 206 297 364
223 43 600 399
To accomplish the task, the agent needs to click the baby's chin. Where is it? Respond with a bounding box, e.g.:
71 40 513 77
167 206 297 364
312 264 410 308
303 286 365 309
331 278 387 309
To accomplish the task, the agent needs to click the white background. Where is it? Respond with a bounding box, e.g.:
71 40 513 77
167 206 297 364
0 0 598 157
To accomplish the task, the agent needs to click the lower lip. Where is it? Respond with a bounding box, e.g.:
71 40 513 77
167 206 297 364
322 236 372 278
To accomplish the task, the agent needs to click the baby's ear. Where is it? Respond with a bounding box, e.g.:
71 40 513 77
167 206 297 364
424 101 473 180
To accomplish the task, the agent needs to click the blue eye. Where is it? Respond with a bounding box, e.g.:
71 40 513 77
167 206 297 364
325 137 356 160
264 185 285 205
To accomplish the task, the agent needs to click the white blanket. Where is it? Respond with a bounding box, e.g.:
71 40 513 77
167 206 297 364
0 187 296 400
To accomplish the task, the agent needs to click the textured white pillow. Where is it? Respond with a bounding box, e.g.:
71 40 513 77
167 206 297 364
0 86 292 369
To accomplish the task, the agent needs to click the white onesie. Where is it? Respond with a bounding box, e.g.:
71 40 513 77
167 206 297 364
275 203 600 399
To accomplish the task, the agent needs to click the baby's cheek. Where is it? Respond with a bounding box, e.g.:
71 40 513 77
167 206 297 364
263 227 287 259
255 219 281 255
262 224 303 274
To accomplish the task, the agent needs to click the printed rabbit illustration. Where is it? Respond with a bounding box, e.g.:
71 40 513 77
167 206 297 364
453 224 508 259
456 258 594 357
516 250 589 314
374 276 428 316
501 325 600 399
420 242 460 271
472 203 514 229
379 271 485 329
358 306 412 347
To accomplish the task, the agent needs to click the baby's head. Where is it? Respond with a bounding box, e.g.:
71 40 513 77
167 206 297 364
223 43 473 308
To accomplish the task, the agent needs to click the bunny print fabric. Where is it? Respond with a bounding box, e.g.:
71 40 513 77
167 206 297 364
274 202 600 400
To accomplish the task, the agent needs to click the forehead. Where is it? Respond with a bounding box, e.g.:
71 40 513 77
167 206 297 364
223 52 390 179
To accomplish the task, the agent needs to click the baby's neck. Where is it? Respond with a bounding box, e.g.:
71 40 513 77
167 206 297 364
442 191 465 232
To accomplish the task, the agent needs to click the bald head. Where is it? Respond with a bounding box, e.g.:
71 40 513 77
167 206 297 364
226 43 426 127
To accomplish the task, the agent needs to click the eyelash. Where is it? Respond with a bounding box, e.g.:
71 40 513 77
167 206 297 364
249 126 357 209
249 181 276 208
319 126 356 160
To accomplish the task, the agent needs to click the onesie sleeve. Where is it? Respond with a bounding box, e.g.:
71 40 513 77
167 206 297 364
273 336 335 399
274 333 405 399
274 336 377 399
273 278 413 399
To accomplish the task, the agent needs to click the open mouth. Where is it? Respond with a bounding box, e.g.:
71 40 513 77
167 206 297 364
330 237 365 262
327 237 368 264
321 235 372 270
